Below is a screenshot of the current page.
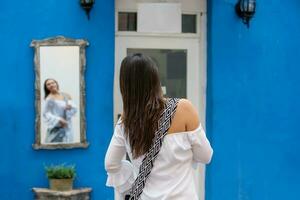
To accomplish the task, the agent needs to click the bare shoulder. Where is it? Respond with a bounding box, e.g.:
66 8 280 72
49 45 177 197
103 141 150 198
176 99 196 115
177 99 194 109
177 99 199 131
62 92 72 100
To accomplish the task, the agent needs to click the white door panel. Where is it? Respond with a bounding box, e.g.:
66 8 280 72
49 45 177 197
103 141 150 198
114 1 207 199
114 35 206 200
115 36 201 122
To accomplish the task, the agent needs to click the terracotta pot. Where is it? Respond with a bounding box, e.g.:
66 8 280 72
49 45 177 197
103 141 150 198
49 178 73 191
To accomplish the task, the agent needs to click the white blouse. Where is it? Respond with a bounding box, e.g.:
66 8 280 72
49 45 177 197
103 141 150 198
43 98 77 143
105 122 213 200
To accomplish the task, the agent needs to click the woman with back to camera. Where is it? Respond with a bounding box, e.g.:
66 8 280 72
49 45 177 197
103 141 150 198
43 78 77 143
105 54 213 200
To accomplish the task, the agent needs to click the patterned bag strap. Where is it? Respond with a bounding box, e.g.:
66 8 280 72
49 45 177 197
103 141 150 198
125 98 179 200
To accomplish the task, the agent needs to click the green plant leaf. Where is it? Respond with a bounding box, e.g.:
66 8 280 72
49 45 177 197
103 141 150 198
45 164 76 179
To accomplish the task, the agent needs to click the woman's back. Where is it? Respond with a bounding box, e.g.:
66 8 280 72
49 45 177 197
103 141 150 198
105 99 213 199
105 53 212 199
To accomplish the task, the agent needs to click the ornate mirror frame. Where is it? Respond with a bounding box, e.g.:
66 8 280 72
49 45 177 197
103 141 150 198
31 36 89 149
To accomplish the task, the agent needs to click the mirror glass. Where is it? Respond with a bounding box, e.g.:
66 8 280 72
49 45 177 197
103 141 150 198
40 46 81 144
31 36 88 149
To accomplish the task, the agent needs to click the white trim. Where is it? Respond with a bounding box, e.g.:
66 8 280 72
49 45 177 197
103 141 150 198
115 0 207 13
114 32 206 200
115 10 204 35
114 1 207 200
115 32 200 38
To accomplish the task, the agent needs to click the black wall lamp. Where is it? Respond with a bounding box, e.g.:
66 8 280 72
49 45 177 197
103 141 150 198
235 0 256 28
80 0 95 20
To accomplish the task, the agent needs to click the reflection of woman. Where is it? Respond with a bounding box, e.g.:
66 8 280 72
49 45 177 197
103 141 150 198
105 54 213 199
43 78 77 143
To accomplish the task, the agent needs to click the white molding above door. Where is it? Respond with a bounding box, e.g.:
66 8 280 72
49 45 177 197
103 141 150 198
114 1 207 199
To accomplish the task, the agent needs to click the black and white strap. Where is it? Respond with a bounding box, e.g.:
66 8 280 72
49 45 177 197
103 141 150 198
125 98 179 200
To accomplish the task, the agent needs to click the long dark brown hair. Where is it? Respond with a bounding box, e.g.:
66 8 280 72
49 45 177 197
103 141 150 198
120 53 165 158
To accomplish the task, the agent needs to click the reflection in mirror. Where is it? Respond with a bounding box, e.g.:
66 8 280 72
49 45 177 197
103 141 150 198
31 36 89 149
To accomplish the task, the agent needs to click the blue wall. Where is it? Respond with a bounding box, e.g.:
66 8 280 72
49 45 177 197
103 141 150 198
0 0 115 199
1 0 300 199
206 0 300 199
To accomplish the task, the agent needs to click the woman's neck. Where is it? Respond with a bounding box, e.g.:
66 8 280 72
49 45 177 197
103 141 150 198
50 91 60 95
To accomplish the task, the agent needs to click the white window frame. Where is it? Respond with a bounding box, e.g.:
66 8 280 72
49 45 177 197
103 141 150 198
114 1 207 199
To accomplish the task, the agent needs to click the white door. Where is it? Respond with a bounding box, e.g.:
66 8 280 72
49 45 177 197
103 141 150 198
114 35 203 120
114 0 207 199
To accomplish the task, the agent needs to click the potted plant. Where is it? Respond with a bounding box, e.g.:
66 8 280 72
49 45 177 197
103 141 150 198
45 164 76 191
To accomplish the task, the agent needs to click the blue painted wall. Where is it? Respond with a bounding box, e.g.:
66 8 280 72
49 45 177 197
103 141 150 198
0 0 114 199
206 0 300 199
1 0 300 199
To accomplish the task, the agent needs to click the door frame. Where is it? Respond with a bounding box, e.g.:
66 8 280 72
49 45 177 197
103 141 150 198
114 34 203 122
114 1 207 199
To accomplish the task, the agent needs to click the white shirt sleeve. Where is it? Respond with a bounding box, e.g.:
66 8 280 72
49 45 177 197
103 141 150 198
187 124 213 164
105 123 135 194
42 99 61 129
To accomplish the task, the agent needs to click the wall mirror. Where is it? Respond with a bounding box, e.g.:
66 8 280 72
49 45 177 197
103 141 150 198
31 36 89 149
